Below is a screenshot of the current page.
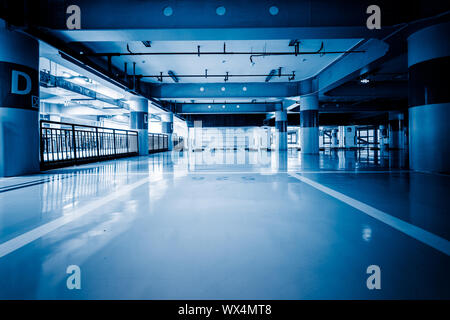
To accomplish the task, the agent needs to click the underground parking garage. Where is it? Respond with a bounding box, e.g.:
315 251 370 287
0 0 449 310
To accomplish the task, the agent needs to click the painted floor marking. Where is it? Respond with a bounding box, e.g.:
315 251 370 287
0 176 151 259
289 172 450 256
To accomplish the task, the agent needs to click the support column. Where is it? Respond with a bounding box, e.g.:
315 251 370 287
0 22 40 177
161 112 174 151
331 128 339 148
300 94 319 154
408 22 450 173
379 125 388 150
129 97 148 155
388 112 405 149
274 110 287 151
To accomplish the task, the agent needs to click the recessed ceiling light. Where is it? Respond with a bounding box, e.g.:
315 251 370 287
208 105 211 109
236 105 240 108
163 6 173 16
360 78 370 84
200 87 204 92
222 105 226 108
221 87 226 91
269 6 279 15
242 86 247 91
216 6 226 16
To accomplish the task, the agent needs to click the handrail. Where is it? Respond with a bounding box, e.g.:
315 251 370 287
40 120 139 169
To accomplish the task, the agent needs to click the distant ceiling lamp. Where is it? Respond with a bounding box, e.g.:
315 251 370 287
163 6 173 16
360 78 370 84
168 70 179 83
269 6 279 15
242 86 247 91
236 105 240 108
265 69 277 82
142 41 152 47
200 87 205 92
221 87 226 91
208 105 211 109
216 6 226 16
222 105 226 109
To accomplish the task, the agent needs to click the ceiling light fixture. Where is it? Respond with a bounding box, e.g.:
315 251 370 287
216 6 226 16
265 69 277 82
360 78 370 84
163 6 173 16
168 70 179 83
269 6 279 15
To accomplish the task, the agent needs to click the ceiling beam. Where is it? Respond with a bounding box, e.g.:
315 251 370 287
316 39 389 94
146 82 301 99
177 103 280 114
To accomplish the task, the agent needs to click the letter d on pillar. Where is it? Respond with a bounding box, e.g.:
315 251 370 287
11 70 32 95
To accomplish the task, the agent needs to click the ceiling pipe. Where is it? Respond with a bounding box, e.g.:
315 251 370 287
84 49 365 57
141 71 297 79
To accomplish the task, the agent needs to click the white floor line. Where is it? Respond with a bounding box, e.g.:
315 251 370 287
288 172 450 256
0 176 151 259
287 170 411 174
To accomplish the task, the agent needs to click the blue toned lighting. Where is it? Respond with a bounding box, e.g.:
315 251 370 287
269 6 279 16
242 86 247 91
200 87 205 92
163 6 173 16
216 6 226 16
221 87 226 91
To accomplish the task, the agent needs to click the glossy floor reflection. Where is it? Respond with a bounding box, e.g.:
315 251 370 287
0 149 449 299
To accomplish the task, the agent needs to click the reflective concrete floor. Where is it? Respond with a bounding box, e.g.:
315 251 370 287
0 149 449 299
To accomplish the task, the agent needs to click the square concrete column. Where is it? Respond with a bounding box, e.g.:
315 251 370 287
161 112 174 151
129 97 149 155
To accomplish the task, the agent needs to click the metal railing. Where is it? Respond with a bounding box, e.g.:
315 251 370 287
40 120 138 169
148 133 168 153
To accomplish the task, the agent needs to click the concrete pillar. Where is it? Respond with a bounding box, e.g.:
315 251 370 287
408 22 450 173
129 97 148 156
161 112 174 151
274 110 287 151
388 112 405 149
344 126 357 148
300 94 319 154
379 125 388 150
0 22 40 177
331 128 339 148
